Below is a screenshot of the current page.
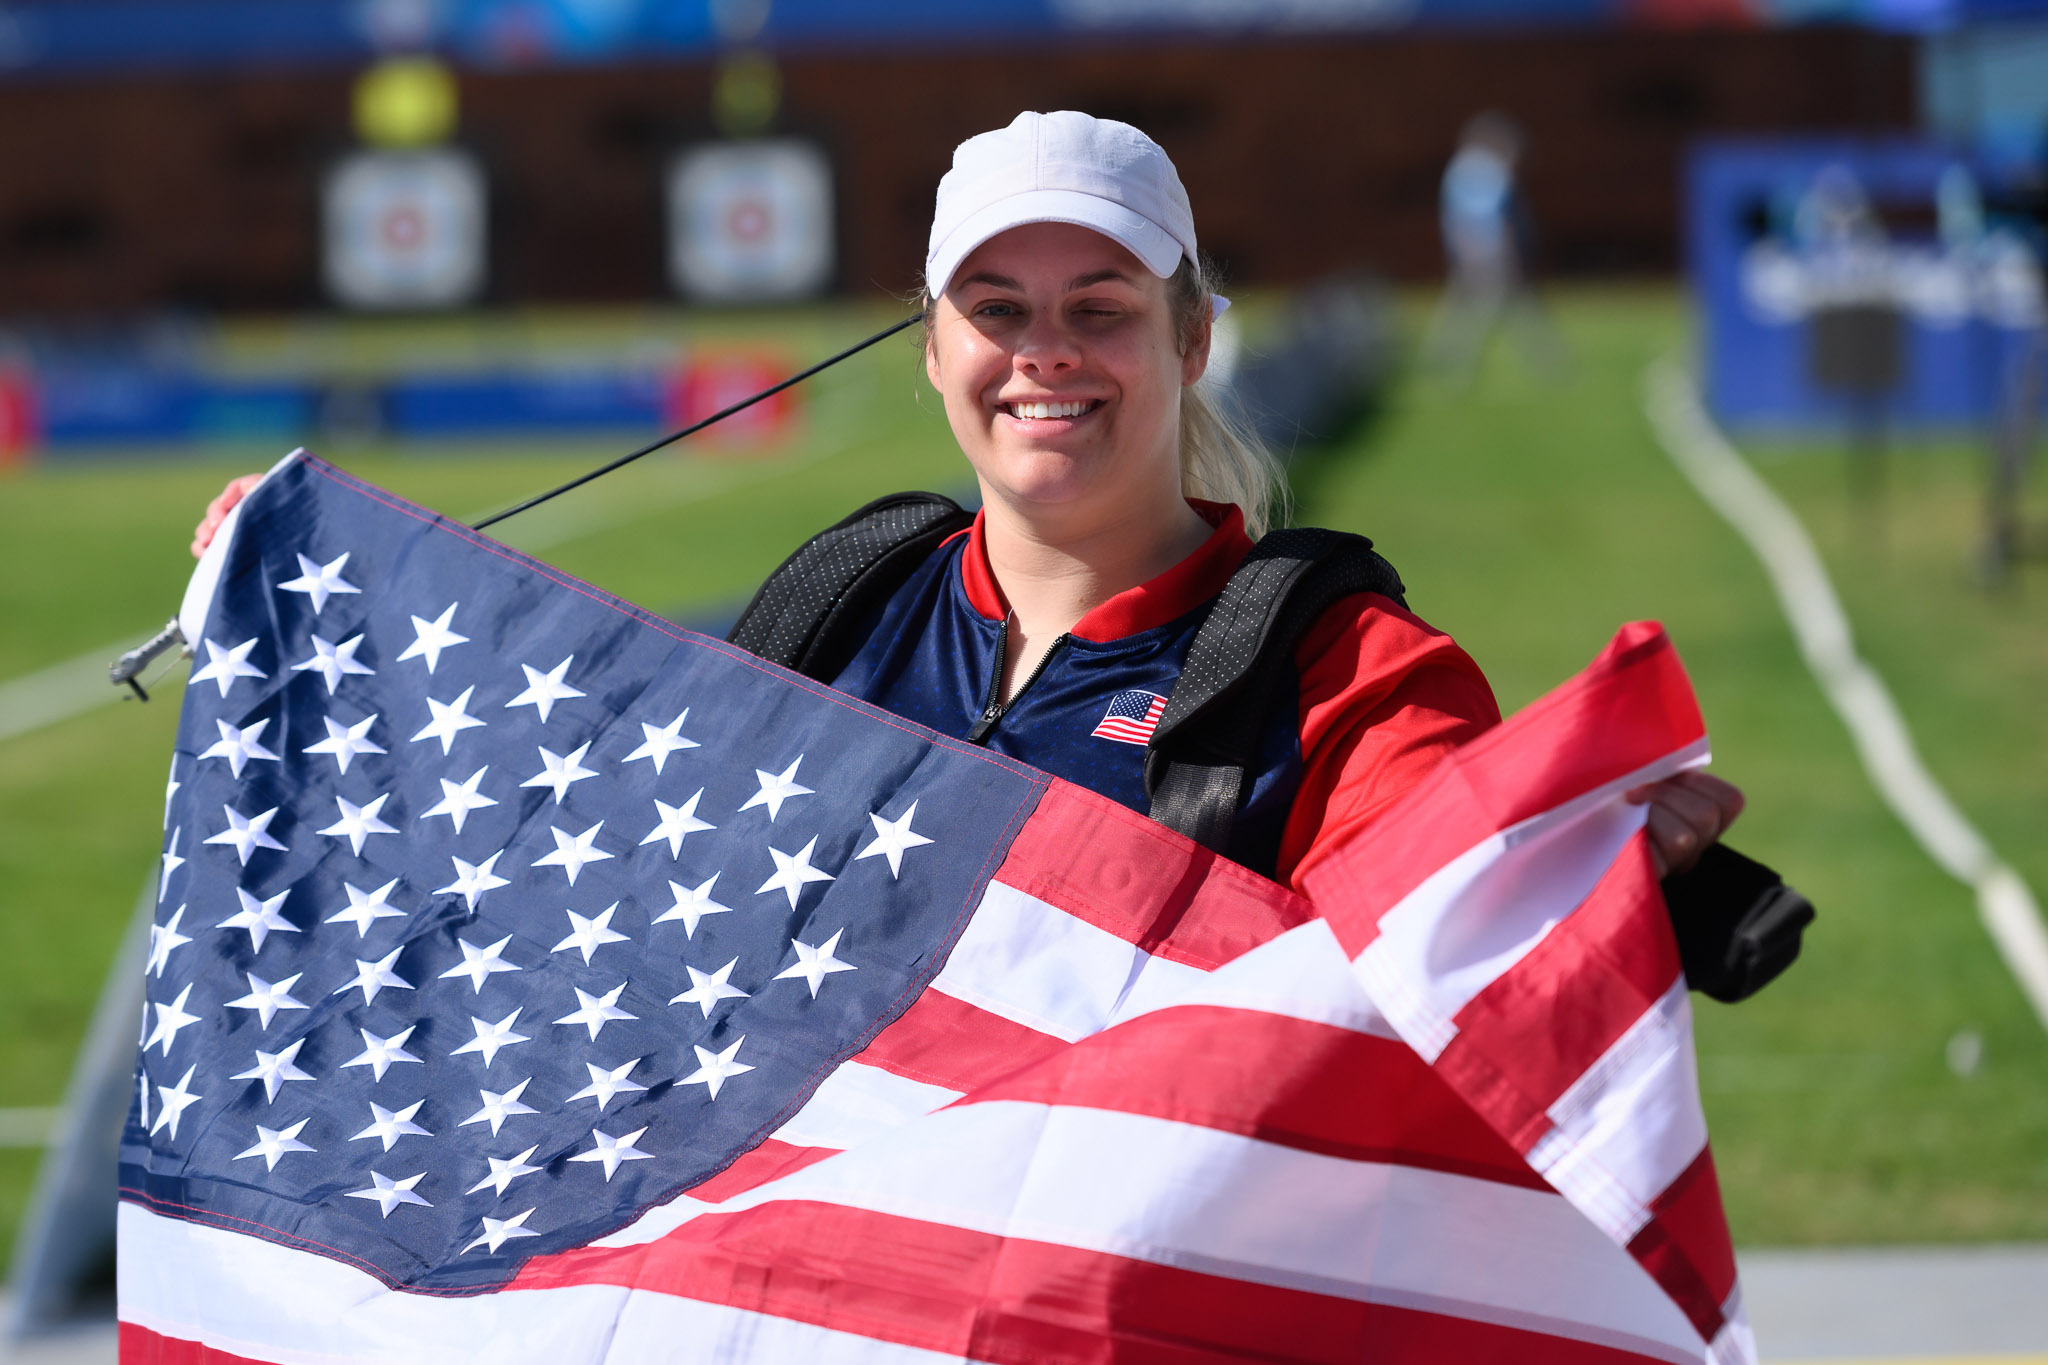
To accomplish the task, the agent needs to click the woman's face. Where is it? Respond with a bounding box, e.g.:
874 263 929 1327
926 222 1208 525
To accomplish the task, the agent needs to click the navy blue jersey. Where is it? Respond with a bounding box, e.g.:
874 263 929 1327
829 511 1306 875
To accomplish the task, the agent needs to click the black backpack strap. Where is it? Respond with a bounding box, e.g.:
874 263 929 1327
727 491 973 680
1144 527 1406 854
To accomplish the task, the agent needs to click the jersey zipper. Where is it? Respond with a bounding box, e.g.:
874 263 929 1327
966 619 1068 745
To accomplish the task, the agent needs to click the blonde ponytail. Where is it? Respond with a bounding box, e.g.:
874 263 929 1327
1169 257 1287 539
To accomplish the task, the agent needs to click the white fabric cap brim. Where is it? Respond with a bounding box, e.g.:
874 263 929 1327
925 187 1185 299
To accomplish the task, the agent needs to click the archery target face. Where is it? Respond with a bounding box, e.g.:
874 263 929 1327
324 148 487 310
667 139 834 302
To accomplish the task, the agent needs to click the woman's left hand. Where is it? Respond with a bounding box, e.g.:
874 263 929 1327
1626 771 1745 877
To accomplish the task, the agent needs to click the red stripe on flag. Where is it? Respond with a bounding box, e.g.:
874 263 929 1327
1630 1146 1739 1343
1303 622 1703 956
119 1323 274 1365
999 780 1315 970
856 983 1067 1092
684 1138 842 1204
963 1005 1551 1191
1435 832 1684 1147
513 1200 1678 1365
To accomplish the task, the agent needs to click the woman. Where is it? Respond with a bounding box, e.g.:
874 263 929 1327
195 109 1742 892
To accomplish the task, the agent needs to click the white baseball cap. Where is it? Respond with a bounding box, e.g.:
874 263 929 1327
925 110 1200 301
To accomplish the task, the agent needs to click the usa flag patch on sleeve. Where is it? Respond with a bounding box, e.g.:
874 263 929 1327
1090 689 1167 745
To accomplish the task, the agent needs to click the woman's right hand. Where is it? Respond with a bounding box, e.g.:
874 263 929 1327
192 473 264 558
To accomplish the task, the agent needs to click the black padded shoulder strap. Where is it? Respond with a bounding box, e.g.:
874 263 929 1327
727 491 973 680
1145 528 1406 856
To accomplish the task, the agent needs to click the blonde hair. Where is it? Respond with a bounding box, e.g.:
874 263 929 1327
917 253 1288 540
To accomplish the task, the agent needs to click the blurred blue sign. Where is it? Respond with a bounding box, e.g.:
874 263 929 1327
1688 139 2045 430
0 0 1971 78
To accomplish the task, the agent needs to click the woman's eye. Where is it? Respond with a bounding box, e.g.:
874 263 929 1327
975 301 1019 319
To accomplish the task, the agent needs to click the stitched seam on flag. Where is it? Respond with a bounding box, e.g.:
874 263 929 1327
119 1188 411 1291
294 453 1055 782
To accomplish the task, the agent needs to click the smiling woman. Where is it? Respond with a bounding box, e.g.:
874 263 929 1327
745 109 1753 897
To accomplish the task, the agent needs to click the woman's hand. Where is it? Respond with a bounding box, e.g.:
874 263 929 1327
1627 770 1745 877
191 473 263 558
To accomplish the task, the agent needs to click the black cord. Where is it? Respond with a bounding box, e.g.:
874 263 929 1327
470 311 924 532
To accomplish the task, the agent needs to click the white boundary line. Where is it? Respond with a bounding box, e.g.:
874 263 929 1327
1643 359 2048 1036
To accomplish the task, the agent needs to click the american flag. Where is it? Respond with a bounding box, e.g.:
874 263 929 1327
1089 689 1167 746
122 451 1754 1365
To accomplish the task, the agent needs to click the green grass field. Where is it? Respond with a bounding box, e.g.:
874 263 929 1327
2 289 2044 1273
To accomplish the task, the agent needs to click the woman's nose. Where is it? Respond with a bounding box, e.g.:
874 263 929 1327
1013 314 1080 373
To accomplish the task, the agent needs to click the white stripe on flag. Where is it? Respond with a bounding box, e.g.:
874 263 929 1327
1525 979 1707 1245
1353 739 1707 1062
119 1205 979 1365
593 1099 1705 1359
770 1060 962 1152
926 878 1209 1042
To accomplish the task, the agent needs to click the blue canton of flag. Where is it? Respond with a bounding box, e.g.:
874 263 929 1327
129 452 1044 1295
1088 689 1167 746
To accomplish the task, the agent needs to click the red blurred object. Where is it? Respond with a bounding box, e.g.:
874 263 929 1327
0 370 38 466
664 350 800 450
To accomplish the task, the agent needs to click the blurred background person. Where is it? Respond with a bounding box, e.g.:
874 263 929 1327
1423 110 1567 384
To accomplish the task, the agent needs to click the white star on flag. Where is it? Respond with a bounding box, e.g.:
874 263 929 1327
640 790 714 858
670 958 749 1018
233 1119 315 1172
345 1170 431 1218
145 985 202 1057
679 1036 754 1100
740 756 814 821
351 1100 433 1151
189 637 266 698
217 886 297 953
326 878 405 937
758 836 835 910
163 768 179 827
567 1126 653 1181
225 971 309 1029
149 1065 203 1140
342 1025 423 1082
412 685 487 756
304 713 385 775
555 983 635 1041
199 717 281 778
773 929 857 999
291 632 376 694
319 792 399 855
422 766 498 834
532 821 613 886
205 804 287 866
438 934 520 992
552 904 629 964
566 1058 648 1111
231 1039 315 1102
396 602 469 674
158 827 184 902
855 801 936 878
331 947 412 1006
437 851 510 913
463 1208 540 1255
451 1010 530 1067
653 875 735 939
276 551 361 614
146 907 192 979
520 742 600 804
459 1078 538 1135
621 710 700 774
504 657 584 724
467 1144 544 1197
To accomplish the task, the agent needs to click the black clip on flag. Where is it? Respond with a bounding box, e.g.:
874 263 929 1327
108 311 926 700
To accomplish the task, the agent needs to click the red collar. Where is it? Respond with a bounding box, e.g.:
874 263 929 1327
958 500 1255 643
